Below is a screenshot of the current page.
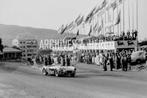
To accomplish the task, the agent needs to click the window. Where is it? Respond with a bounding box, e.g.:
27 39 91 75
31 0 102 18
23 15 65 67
23 54 26 57
20 41 23 44
27 54 32 56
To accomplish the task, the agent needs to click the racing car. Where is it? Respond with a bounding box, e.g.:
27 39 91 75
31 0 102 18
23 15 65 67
41 64 76 77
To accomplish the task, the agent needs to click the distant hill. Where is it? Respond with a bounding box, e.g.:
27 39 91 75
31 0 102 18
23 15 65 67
0 24 86 46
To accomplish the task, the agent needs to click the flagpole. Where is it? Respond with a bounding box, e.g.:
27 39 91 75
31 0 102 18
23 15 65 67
132 0 135 31
96 13 99 36
113 7 115 35
120 4 122 35
105 11 107 35
108 9 111 33
102 15 104 35
128 0 131 32
136 0 139 51
136 0 138 31
117 6 120 36
101 15 103 35
123 0 125 33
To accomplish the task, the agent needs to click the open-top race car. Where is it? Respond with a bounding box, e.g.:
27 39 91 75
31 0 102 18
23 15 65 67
41 64 76 77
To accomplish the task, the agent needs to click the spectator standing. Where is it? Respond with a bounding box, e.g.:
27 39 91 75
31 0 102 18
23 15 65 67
109 54 114 71
121 54 128 71
116 54 121 69
127 54 131 70
103 54 108 71
60 55 65 66
48 55 52 65
66 55 71 66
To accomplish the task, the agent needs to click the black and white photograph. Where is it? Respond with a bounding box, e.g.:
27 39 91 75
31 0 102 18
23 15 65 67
0 0 147 98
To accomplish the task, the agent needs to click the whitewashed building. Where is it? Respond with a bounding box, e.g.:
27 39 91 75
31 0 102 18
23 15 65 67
12 38 38 61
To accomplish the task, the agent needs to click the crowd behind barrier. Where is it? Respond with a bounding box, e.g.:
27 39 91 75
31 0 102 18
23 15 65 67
79 49 134 71
78 31 138 44
34 53 75 67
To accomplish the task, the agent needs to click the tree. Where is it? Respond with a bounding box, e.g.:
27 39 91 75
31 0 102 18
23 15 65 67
0 38 4 53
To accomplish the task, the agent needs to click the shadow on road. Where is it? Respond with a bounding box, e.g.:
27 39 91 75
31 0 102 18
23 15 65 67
0 62 18 72
76 72 130 79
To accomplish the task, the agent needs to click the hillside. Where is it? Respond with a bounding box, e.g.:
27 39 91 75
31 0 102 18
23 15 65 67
0 24 86 46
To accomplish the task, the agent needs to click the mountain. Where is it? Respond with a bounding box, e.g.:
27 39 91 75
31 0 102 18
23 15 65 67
0 24 86 46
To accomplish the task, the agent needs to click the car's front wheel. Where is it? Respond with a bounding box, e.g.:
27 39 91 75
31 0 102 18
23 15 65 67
70 73 76 77
136 59 141 64
42 68 48 76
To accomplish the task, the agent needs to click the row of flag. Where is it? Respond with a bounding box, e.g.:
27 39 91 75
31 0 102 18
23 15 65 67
58 0 123 36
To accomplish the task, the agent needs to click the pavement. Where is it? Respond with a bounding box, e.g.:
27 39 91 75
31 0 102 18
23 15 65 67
0 62 147 98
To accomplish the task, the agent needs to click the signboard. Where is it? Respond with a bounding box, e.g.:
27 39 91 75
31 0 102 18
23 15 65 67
78 41 116 50
52 47 74 51
51 40 137 51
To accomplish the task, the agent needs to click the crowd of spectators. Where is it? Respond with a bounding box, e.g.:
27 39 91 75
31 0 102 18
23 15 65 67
79 49 134 71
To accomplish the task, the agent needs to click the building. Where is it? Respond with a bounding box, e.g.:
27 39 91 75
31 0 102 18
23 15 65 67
12 38 38 61
0 47 22 61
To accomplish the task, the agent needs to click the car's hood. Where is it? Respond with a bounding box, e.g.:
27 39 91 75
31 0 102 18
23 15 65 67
61 66 75 70
49 65 75 71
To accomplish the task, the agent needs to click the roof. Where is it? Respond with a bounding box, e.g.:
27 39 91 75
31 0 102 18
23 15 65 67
3 47 21 53
139 41 147 46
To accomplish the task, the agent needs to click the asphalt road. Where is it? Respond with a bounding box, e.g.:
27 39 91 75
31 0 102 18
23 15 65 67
0 62 147 98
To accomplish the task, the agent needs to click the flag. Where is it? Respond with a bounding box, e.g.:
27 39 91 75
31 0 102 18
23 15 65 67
85 7 96 23
98 25 102 33
119 0 123 4
108 10 112 23
111 2 117 10
57 25 64 34
75 15 81 23
106 0 123 11
88 26 92 36
98 19 104 33
115 11 121 25
101 0 107 8
94 7 101 15
91 0 108 17
76 30 79 36
76 16 84 26
60 25 68 35
66 21 75 31
93 23 98 33
88 16 94 24
94 0 107 15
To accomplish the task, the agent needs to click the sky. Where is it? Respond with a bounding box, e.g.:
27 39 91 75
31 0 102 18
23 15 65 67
0 0 147 40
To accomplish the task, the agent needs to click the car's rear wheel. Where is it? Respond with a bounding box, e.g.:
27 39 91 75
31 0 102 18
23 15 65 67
54 70 59 77
42 68 48 76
